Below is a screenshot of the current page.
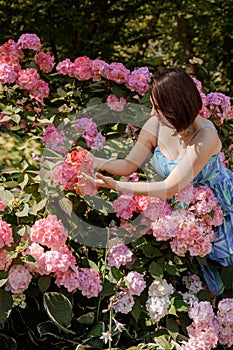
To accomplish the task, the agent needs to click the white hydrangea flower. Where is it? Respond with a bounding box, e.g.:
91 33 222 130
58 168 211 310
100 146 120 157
111 290 135 314
148 279 174 298
146 295 170 322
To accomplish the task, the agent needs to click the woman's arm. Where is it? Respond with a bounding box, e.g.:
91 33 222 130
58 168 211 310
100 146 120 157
94 117 157 176
92 127 221 199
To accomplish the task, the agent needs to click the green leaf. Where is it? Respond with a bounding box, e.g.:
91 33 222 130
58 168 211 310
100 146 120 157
131 298 141 322
0 289 13 323
101 280 115 296
37 321 61 337
76 312 95 325
0 189 14 205
108 267 124 283
0 271 8 287
20 254 38 267
166 261 179 276
88 259 99 272
35 198 47 212
221 266 233 288
149 261 163 279
59 197 73 217
18 173 29 190
85 321 104 338
166 318 179 340
16 203 29 217
38 275 51 292
142 242 162 258
43 292 74 332
0 334 17 350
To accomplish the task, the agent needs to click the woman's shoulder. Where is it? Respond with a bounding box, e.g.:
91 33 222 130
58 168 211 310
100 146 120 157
192 116 222 153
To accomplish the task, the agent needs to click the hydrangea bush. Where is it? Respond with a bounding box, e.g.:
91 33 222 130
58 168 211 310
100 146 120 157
0 33 233 350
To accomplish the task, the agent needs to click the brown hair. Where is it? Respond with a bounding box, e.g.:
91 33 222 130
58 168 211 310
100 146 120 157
149 68 202 132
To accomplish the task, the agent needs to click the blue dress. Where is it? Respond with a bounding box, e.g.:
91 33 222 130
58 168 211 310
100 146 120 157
152 124 233 295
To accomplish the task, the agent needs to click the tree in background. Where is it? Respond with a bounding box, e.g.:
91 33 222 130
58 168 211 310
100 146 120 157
0 0 232 95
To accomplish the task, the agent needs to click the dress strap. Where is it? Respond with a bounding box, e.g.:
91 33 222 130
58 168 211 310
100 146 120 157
186 125 217 146
155 122 160 146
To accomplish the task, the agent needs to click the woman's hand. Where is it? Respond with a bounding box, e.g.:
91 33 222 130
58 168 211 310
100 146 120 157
80 172 119 191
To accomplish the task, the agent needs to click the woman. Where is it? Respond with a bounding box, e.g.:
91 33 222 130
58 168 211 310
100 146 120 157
86 68 233 295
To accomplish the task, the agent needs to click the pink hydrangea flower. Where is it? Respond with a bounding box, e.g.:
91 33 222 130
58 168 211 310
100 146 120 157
170 214 215 257
29 79 50 102
0 63 18 84
0 219 13 248
151 213 179 241
55 267 81 292
17 68 40 90
0 248 12 271
23 242 46 274
79 268 102 298
91 59 109 81
215 298 233 347
181 327 218 350
207 92 231 115
126 67 152 95
86 132 106 150
42 125 67 153
106 94 126 112
103 62 130 84
142 198 172 221
125 271 146 296
133 195 151 212
107 244 133 268
113 194 137 220
182 301 218 349
75 118 105 150
0 39 24 61
75 117 97 135
30 215 68 249
34 51 55 73
70 56 93 80
0 199 6 211
43 246 76 274
56 58 73 75
190 186 219 216
52 147 97 196
6 264 32 293
17 33 41 51
176 184 195 203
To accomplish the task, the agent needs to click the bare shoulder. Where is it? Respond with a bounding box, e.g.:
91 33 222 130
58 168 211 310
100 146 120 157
193 116 222 155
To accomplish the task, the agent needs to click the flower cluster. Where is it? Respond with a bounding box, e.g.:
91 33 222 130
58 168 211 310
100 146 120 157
30 214 68 249
109 271 146 314
0 218 13 248
181 298 233 349
107 243 133 268
181 301 218 350
56 56 151 95
106 94 126 112
193 77 232 124
114 184 223 258
0 33 51 102
215 298 233 347
1 214 103 297
79 268 102 298
42 125 68 153
52 146 97 196
146 279 174 322
75 117 105 150
181 274 203 307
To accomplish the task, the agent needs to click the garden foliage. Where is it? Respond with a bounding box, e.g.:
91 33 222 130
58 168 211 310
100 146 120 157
0 34 233 350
